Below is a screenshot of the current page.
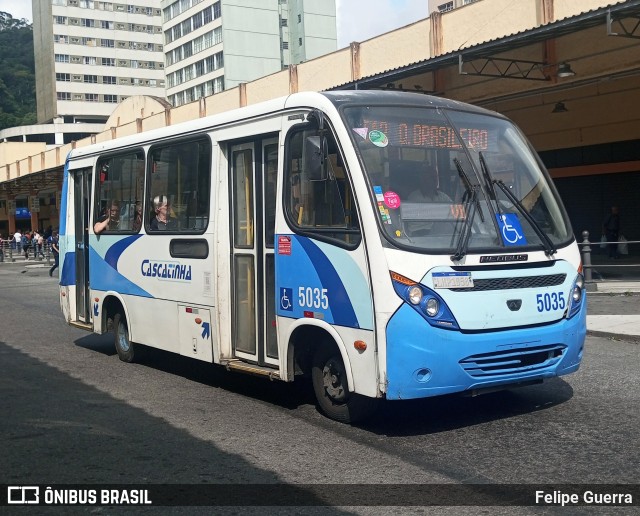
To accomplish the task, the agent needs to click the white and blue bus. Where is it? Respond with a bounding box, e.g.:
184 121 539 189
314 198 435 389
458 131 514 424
59 91 586 423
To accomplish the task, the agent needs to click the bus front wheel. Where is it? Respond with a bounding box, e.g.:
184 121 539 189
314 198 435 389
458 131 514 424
113 312 136 363
311 345 377 424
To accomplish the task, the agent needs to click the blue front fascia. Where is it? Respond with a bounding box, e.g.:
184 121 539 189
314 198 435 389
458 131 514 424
385 299 586 400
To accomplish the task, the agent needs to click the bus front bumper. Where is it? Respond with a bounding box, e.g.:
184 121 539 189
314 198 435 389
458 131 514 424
384 302 586 400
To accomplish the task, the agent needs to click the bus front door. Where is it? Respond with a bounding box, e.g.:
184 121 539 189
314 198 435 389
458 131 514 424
73 167 91 323
230 138 279 367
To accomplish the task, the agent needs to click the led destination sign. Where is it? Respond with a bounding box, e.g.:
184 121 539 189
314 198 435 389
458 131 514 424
363 119 490 150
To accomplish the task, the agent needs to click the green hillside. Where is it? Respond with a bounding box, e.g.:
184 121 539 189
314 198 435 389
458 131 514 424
0 12 36 130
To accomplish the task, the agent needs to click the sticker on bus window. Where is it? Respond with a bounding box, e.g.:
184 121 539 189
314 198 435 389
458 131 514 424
383 191 401 209
353 128 368 140
369 130 388 147
377 203 391 224
496 213 527 246
373 186 384 202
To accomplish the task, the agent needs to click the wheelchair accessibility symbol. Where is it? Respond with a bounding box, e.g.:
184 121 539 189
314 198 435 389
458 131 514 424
280 287 293 311
496 213 527 246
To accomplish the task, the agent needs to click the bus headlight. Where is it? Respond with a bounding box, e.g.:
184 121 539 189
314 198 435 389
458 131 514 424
574 274 584 298
390 271 459 330
408 286 422 305
567 273 585 319
572 285 582 303
425 298 439 317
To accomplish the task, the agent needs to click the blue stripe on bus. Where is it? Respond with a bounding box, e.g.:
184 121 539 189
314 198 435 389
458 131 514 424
89 246 152 297
313 239 374 330
104 234 143 269
295 237 359 328
59 156 70 237
60 252 75 286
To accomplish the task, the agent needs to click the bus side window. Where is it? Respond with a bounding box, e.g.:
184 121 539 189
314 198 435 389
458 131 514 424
147 137 212 233
284 125 361 247
94 151 144 234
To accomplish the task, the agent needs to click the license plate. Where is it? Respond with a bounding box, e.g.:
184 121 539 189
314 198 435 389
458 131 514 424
432 272 474 289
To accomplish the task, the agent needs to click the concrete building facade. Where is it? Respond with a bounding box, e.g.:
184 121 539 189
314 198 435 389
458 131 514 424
428 0 481 14
162 0 336 107
32 0 167 125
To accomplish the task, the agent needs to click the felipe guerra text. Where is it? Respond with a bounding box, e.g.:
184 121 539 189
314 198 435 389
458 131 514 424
535 490 633 506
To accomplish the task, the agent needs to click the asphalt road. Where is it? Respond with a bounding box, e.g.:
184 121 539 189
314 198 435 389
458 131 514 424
1 263 639 513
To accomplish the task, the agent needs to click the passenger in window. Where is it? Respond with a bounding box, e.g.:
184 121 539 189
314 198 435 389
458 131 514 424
150 195 178 231
94 199 121 234
408 166 452 203
132 200 143 233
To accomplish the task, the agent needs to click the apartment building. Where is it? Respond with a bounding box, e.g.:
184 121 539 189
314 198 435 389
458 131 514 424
162 0 336 107
32 0 167 125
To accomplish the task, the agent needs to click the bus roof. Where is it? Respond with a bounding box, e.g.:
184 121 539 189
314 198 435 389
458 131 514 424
319 90 500 118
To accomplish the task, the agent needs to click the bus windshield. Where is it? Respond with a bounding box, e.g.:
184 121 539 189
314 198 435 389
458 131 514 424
342 105 572 255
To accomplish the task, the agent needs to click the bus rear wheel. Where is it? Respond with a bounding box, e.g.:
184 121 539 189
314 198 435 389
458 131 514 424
113 312 136 363
311 345 377 424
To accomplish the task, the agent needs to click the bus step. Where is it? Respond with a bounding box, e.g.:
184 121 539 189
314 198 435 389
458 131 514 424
68 320 93 332
222 359 281 381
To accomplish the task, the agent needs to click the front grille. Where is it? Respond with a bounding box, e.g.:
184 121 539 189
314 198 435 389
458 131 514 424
451 273 566 292
459 344 566 378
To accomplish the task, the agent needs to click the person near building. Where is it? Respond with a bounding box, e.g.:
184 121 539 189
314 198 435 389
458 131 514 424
13 229 22 253
37 231 45 259
22 232 30 259
602 205 621 259
32 230 42 259
49 231 60 277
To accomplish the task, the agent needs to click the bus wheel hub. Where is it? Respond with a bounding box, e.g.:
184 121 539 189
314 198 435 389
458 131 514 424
322 358 346 401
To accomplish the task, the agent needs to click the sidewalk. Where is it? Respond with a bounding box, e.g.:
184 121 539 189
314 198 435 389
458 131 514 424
586 280 640 343
2 256 639 343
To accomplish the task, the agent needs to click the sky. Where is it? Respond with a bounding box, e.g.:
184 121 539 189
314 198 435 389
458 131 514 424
0 0 428 49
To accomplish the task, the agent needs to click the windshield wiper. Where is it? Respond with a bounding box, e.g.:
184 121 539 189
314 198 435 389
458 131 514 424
454 158 484 223
478 152 502 220
451 183 481 262
479 152 557 257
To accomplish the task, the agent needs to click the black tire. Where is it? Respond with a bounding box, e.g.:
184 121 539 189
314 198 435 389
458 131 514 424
113 312 136 363
311 345 378 424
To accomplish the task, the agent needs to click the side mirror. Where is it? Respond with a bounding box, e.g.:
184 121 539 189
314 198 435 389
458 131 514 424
307 109 324 132
303 136 326 181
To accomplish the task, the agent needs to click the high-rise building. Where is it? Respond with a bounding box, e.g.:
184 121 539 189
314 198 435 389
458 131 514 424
32 0 167 125
162 0 336 107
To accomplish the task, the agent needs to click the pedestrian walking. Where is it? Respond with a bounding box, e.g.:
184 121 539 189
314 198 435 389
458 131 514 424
49 231 60 277
13 229 22 253
37 232 44 259
22 232 30 259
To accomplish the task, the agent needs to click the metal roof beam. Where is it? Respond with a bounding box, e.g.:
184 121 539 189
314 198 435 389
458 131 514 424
458 55 550 81
607 9 640 39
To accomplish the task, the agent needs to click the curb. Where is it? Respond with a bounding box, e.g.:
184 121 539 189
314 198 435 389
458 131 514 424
587 330 640 344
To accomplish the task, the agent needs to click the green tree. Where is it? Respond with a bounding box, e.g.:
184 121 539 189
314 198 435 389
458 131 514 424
0 12 35 131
